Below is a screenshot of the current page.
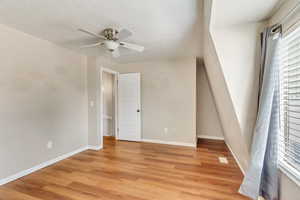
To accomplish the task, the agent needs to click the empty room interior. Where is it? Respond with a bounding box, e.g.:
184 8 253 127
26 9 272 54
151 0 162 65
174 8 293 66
0 0 300 200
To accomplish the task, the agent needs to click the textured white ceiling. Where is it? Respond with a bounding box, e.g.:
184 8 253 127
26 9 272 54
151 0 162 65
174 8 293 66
0 0 203 62
211 0 283 28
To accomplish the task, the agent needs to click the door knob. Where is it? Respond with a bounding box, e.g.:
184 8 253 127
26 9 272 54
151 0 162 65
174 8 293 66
137 109 140 112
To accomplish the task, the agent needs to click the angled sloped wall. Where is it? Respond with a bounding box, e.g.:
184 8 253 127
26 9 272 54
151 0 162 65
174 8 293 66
211 22 263 151
203 32 250 171
202 0 263 171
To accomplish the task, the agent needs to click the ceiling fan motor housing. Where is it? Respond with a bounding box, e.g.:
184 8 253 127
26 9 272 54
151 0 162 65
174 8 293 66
103 28 118 40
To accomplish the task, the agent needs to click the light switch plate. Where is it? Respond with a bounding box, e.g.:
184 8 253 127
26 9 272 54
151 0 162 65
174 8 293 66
164 128 168 134
47 141 53 149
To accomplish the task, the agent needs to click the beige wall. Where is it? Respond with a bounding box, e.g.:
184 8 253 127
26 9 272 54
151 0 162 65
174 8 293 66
196 61 223 139
0 24 88 180
87 56 115 148
107 58 197 145
87 56 100 147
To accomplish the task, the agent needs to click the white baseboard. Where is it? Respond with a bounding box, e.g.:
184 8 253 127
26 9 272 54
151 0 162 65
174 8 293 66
88 145 102 150
225 141 245 175
0 146 88 186
197 135 224 140
142 139 196 148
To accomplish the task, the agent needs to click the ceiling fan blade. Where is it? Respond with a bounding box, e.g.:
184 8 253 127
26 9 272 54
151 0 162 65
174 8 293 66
79 42 102 49
117 28 132 40
78 28 106 39
120 42 144 52
112 48 120 58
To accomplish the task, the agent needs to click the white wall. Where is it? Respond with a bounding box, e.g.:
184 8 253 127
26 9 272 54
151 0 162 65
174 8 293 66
107 58 197 145
196 61 223 139
211 22 262 150
0 24 88 180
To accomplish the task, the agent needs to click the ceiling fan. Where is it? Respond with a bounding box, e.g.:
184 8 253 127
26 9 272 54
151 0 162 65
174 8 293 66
78 28 144 58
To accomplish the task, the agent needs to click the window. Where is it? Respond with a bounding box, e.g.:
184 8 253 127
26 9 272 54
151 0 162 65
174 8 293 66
279 25 300 182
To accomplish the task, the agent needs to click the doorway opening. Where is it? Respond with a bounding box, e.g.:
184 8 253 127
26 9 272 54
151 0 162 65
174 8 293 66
100 68 118 147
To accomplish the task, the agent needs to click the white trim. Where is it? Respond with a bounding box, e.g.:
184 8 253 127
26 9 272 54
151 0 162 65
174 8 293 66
197 135 224 140
0 146 88 186
100 67 119 144
88 145 102 151
114 72 119 139
102 67 119 75
103 114 113 120
279 161 300 187
225 141 245 175
137 74 142 142
142 139 196 148
96 65 102 149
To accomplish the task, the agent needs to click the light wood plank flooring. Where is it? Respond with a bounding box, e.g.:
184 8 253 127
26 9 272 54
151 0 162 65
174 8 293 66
0 137 249 200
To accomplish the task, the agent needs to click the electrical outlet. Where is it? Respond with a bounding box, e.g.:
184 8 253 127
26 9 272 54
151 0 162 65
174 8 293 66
164 128 168 134
218 157 228 164
47 141 53 149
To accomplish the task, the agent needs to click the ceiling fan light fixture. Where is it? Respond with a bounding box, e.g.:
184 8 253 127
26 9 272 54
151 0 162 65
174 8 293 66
104 40 119 51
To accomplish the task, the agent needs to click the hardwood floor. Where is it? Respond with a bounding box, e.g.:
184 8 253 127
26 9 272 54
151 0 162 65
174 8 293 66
0 137 249 200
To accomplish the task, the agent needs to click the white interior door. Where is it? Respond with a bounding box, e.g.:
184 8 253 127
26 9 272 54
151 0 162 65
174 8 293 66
118 73 141 141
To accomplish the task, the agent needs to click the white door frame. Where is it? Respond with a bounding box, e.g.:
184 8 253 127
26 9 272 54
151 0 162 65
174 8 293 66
100 67 119 147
